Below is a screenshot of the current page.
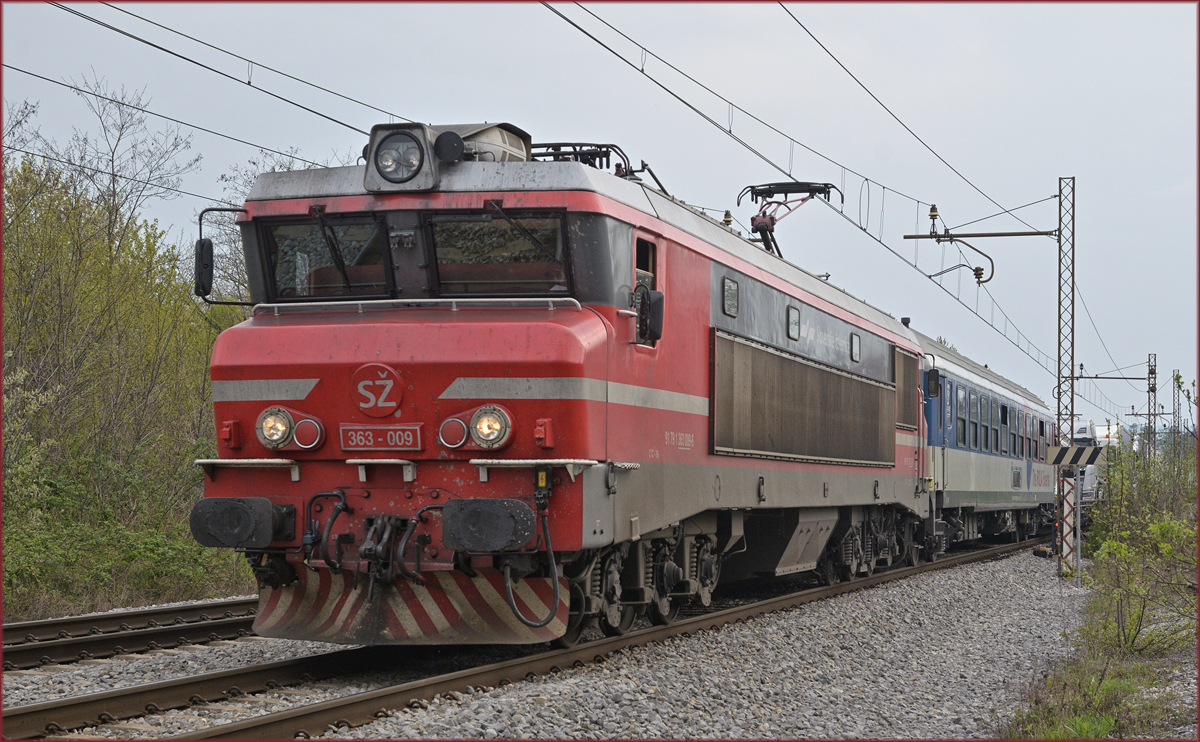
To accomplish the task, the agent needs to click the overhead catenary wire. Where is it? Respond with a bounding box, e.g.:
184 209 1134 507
97 2 418 125
777 4 1139 399
47 2 369 135
948 195 1058 231
777 3 1039 234
571 2 928 208
7 146 239 206
1078 287 1142 395
3 63 325 168
548 4 1128 413
541 3 810 190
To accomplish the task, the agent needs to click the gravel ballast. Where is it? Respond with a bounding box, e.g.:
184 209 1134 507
324 551 1090 739
2 636 346 709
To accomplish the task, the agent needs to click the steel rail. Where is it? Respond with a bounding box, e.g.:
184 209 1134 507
2 648 374 740
174 537 1046 740
3 614 256 670
3 538 1044 739
3 598 258 646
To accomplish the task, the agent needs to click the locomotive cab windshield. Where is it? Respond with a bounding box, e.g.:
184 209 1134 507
247 208 571 302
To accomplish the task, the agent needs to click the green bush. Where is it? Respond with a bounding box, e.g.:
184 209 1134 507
2 103 255 620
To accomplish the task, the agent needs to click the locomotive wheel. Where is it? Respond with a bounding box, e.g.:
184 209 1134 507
648 543 682 625
597 549 636 637
838 529 861 581
816 555 840 586
648 595 680 625
600 605 637 636
551 583 592 648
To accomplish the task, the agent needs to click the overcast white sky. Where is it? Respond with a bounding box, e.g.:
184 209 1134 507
4 3 1196 429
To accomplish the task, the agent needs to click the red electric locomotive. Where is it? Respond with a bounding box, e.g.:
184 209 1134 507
189 122 1050 647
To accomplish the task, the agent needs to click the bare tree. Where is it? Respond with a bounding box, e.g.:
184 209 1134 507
36 73 202 249
201 147 357 303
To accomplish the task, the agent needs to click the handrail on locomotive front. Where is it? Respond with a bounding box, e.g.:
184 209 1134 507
252 296 584 317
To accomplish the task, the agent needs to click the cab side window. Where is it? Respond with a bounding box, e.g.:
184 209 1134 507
636 238 656 290
634 238 660 347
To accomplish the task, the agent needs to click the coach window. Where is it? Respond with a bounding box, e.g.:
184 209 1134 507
787 306 801 341
956 384 967 447
1000 404 1010 455
980 395 990 452
1039 419 1047 461
969 390 979 450
850 333 861 363
991 399 1000 453
1018 411 1025 458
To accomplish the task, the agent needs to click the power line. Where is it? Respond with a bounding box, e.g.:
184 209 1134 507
572 3 928 207
547 5 1071 394
47 2 369 135
7 146 238 205
1078 287 1142 394
1091 361 1148 377
3 63 324 168
98 2 417 125
777 4 1142 403
948 195 1057 231
777 4 1137 402
777 3 1039 234
541 3 806 189
553 6 1134 419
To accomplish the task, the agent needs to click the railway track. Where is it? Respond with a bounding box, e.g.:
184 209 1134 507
4 537 1046 740
3 598 259 671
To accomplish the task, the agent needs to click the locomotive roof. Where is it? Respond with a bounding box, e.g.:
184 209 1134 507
910 328 1050 411
247 160 919 346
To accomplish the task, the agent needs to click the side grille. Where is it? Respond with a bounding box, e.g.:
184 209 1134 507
712 330 895 466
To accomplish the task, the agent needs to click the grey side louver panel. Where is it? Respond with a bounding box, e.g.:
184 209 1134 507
712 330 895 466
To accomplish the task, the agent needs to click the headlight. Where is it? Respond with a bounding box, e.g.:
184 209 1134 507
375 132 423 183
469 406 511 449
256 407 294 448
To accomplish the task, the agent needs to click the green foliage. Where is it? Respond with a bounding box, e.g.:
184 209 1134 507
3 101 254 619
1007 424 1196 738
1005 653 1191 738
934 335 957 352
1083 434 1197 656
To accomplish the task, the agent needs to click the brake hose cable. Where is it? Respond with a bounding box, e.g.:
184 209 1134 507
395 504 443 583
502 509 561 628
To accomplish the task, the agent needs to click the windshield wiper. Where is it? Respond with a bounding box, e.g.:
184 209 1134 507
314 210 353 293
486 200 557 262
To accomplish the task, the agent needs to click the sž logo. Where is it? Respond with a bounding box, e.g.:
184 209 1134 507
350 363 403 418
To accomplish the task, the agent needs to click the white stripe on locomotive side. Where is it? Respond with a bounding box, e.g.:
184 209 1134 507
211 378 319 402
439 377 709 416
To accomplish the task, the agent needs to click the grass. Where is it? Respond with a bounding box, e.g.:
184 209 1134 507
1003 596 1197 739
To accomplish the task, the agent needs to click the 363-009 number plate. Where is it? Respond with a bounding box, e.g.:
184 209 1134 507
340 425 422 451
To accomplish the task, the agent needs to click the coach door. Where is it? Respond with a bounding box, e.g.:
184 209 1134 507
939 377 950 490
